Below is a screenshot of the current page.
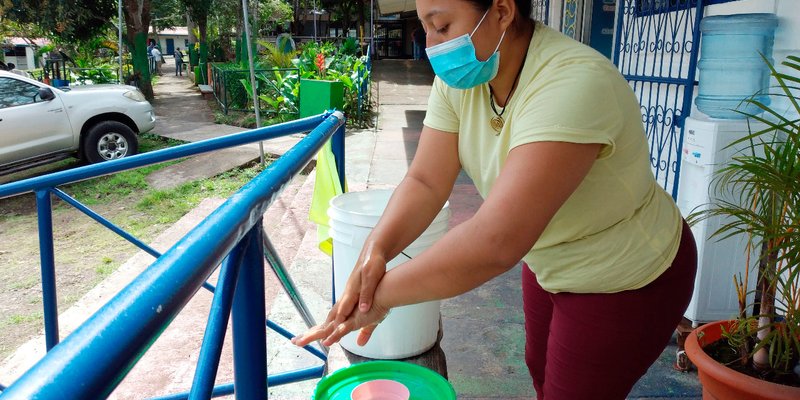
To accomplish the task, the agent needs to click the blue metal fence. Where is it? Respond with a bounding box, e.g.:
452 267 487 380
0 111 346 398
613 0 704 198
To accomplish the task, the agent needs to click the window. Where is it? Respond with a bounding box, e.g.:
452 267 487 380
0 77 41 109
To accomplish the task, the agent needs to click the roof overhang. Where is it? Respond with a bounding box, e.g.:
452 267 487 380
376 0 417 16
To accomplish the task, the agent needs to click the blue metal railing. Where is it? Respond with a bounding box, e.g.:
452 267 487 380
0 111 346 398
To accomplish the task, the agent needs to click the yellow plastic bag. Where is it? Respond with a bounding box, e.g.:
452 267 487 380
309 140 346 255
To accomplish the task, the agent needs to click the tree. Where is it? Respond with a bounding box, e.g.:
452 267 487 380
181 0 213 83
260 0 294 34
323 0 358 37
2 0 116 42
122 0 154 99
150 0 183 51
290 0 315 36
151 0 184 32
205 0 241 62
0 17 48 55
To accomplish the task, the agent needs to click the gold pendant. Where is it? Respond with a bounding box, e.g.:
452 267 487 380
490 116 504 134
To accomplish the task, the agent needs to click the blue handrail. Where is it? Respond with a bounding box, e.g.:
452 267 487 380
0 111 345 398
0 113 327 198
0 112 336 351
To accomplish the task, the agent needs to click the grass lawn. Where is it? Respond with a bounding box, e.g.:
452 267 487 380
0 133 270 360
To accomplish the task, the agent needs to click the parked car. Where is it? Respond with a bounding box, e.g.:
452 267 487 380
0 71 156 175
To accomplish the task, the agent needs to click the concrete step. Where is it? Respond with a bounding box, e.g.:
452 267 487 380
261 170 310 319
265 225 334 399
266 168 317 268
262 174 306 238
146 148 261 191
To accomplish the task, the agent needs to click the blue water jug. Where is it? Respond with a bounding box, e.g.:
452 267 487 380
695 13 778 119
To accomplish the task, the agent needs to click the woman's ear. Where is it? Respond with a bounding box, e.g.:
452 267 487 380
494 0 518 31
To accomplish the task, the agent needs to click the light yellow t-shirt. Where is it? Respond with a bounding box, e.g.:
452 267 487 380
422 22 683 293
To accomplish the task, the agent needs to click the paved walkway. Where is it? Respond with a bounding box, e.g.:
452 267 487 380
0 57 704 399
146 56 306 190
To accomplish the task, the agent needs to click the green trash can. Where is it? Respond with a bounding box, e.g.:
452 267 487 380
193 66 202 84
299 79 344 118
197 62 207 85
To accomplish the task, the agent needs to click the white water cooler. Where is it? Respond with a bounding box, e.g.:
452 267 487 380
677 114 759 324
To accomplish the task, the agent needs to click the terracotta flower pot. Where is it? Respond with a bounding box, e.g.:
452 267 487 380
685 320 800 400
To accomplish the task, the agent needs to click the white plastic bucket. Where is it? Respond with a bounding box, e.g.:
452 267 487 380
328 189 450 359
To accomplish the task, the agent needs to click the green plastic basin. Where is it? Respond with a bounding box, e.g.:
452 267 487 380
313 361 456 400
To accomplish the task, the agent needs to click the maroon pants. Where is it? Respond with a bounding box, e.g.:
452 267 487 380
523 221 697 399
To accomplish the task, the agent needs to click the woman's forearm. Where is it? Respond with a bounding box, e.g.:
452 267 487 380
364 174 451 260
375 213 524 308
373 141 602 309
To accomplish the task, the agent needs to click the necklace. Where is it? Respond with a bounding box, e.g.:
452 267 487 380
488 28 533 135
489 86 514 134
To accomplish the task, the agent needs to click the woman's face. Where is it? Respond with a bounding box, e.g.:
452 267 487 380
416 0 504 61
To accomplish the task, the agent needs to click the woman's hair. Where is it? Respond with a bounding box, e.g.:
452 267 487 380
462 0 533 19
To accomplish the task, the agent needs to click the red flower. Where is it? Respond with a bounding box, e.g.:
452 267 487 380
315 53 326 76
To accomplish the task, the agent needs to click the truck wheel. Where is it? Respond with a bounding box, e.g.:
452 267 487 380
83 121 138 163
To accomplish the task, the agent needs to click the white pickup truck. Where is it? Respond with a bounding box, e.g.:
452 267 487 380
0 70 156 174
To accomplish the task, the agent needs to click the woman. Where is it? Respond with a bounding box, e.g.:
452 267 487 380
293 0 697 398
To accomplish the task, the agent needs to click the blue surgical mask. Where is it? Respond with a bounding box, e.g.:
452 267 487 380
425 10 507 89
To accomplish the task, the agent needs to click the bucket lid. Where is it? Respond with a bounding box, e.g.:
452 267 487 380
700 13 778 33
313 361 456 400
329 189 450 229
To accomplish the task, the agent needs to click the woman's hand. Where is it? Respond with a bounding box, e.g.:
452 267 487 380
332 242 388 324
292 297 391 347
290 242 388 348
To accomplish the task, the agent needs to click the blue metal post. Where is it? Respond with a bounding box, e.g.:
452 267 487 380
35 189 59 351
232 223 267 399
51 188 161 258
188 244 246 400
266 320 326 361
263 235 317 330
332 123 346 192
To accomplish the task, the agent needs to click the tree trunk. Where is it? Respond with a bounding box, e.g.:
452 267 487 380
235 0 244 64
151 20 160 49
186 12 197 67
753 239 778 370
357 0 366 42
292 0 302 35
123 0 153 100
343 10 351 37
187 13 197 43
198 17 208 84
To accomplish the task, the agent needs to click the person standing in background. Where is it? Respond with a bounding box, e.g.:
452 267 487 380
147 41 155 73
174 47 184 76
151 46 163 76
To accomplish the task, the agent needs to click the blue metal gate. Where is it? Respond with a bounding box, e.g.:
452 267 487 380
613 0 704 198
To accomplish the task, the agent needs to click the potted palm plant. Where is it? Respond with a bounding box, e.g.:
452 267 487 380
685 55 800 399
